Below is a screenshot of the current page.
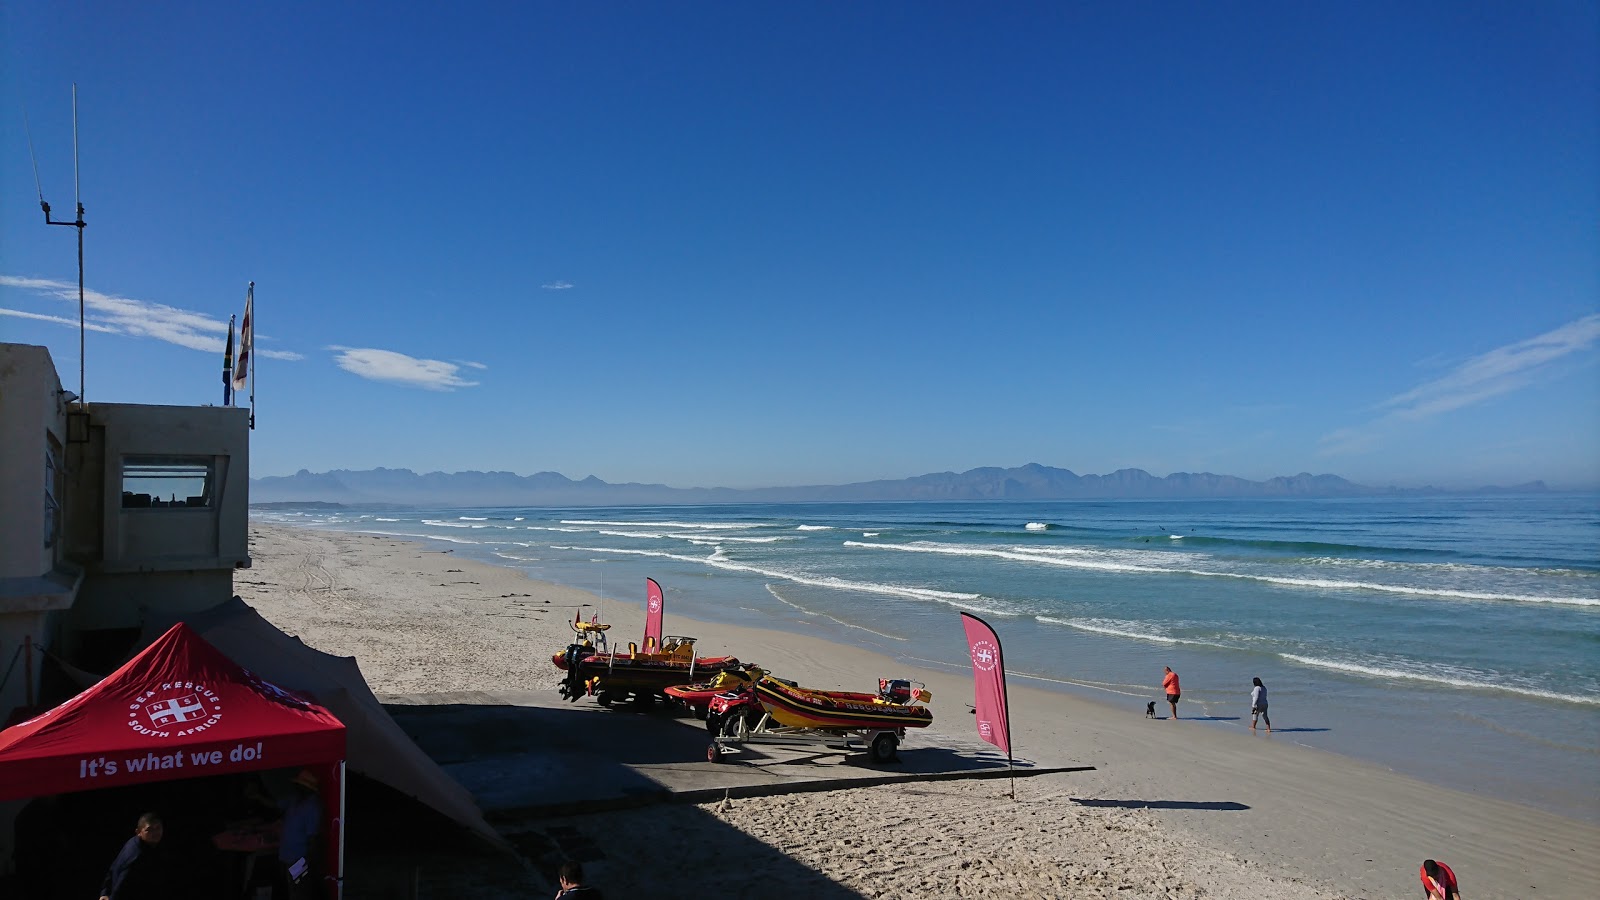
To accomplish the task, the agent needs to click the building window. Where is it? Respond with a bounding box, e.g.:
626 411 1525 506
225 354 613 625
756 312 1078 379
121 457 214 509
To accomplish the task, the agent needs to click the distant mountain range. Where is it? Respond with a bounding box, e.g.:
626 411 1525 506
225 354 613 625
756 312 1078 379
248 463 1549 507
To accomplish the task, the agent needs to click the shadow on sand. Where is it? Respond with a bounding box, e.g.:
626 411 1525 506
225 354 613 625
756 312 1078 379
1071 798 1251 811
1262 727 1330 733
376 695 1088 897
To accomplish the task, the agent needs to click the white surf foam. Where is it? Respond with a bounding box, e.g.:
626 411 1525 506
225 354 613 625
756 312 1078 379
764 585 907 641
796 525 832 531
1037 616 1240 652
561 519 762 530
1279 653 1600 706
550 544 983 604
1025 522 1049 531
844 540 1598 607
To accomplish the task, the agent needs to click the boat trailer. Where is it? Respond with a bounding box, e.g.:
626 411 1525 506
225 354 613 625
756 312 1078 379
705 701 906 765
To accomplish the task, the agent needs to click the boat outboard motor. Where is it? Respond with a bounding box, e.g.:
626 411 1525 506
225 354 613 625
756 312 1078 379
558 643 595 702
878 678 913 704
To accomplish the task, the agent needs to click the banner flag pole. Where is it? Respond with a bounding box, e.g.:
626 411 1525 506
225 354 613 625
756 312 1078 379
960 611 1016 800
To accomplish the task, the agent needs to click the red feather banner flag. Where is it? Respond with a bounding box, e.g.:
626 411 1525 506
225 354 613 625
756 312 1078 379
644 578 665 651
960 612 1012 758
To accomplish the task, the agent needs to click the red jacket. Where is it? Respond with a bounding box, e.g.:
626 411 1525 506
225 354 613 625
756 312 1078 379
1420 861 1458 898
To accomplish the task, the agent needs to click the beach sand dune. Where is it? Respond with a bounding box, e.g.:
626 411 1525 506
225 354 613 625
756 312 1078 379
238 525 1598 899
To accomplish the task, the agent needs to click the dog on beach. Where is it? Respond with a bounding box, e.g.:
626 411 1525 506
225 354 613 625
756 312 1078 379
1145 701 1156 719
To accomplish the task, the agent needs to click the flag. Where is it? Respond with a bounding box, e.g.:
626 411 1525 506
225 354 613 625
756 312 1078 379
960 612 1011 756
232 283 253 392
222 315 235 406
644 578 664 651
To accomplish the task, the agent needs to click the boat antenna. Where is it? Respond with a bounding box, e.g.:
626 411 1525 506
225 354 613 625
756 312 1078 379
34 85 88 405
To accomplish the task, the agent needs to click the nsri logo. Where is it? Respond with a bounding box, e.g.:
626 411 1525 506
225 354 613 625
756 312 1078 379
128 682 223 738
969 639 1000 672
648 597 661 612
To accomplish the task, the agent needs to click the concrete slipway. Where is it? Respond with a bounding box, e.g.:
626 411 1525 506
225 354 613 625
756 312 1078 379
380 690 1091 822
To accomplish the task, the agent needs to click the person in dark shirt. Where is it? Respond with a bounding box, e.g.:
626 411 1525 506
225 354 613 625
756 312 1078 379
247 768 324 899
554 860 604 899
98 812 170 900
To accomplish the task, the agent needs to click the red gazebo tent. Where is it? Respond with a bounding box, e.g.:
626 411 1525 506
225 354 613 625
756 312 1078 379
0 622 347 897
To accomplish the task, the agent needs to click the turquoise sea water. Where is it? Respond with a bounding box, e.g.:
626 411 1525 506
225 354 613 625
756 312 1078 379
254 495 1600 822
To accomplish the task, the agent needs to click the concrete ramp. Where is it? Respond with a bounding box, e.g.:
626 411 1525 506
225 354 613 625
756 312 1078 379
381 690 1088 820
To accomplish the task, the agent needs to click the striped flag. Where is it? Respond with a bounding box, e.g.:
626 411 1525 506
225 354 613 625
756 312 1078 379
232 283 253 392
222 315 235 406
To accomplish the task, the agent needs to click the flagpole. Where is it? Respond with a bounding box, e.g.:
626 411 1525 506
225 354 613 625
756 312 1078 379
36 85 88 405
247 281 256 430
1003 652 1015 801
223 314 235 406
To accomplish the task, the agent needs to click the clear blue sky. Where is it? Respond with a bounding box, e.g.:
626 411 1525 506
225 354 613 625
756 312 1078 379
3 3 1596 490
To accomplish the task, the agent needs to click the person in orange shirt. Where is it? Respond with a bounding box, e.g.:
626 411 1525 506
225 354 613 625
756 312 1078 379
1420 859 1461 899
1162 666 1181 720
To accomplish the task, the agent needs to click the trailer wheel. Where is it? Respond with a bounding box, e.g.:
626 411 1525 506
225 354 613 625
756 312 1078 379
692 704 708 720
707 742 721 763
596 691 614 707
869 732 899 764
631 691 656 711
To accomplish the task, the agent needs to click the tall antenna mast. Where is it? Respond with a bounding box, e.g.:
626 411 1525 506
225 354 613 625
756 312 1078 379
38 84 87 405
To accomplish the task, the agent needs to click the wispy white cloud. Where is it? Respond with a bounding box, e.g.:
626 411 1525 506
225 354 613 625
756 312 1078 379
541 280 573 290
0 275 302 361
1379 314 1600 420
457 360 488 370
328 346 480 391
0 306 119 332
1320 314 1600 456
1 275 230 352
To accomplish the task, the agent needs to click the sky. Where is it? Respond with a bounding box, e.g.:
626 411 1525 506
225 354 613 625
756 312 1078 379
2 3 1597 490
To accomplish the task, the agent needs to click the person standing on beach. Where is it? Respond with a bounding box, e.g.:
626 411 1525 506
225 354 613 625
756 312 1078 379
1162 666 1181 720
1250 676 1272 733
1420 859 1461 899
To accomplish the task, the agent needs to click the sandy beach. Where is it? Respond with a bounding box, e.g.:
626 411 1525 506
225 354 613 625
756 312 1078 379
237 523 1599 899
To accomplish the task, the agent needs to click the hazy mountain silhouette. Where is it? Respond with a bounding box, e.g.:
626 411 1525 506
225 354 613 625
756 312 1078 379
249 463 1547 507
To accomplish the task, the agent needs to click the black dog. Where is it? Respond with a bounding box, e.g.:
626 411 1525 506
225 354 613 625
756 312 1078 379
1145 701 1156 719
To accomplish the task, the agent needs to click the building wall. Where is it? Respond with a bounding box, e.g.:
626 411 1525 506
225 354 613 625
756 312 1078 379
0 344 68 580
0 345 72 729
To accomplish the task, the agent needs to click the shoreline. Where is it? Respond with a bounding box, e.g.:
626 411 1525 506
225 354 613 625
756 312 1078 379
240 522 1600 899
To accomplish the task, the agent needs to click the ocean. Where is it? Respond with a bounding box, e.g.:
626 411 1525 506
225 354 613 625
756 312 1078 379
252 494 1600 822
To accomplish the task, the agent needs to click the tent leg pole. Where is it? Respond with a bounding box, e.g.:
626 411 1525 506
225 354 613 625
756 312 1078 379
337 759 346 900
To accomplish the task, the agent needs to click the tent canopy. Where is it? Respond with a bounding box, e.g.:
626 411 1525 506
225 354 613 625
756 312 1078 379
138 598 504 847
0 623 345 801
